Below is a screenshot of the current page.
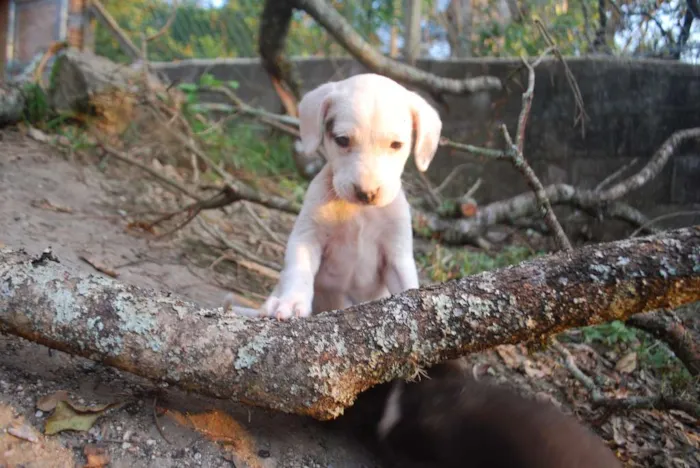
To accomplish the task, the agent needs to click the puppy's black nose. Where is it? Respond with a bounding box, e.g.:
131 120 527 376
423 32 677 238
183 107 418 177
354 185 380 204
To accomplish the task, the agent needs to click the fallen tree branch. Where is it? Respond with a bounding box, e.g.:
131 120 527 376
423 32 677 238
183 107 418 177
1 227 699 420
412 184 653 245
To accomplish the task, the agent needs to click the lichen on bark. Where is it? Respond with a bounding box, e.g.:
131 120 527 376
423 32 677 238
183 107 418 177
1 227 699 420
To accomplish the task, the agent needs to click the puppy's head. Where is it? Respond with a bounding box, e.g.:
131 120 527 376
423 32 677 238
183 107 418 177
298 74 442 207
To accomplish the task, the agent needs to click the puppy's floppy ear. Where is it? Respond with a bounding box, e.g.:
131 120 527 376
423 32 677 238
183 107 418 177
298 82 338 155
409 91 442 172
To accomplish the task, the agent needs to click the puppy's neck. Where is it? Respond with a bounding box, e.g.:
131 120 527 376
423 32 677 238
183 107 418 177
314 166 369 224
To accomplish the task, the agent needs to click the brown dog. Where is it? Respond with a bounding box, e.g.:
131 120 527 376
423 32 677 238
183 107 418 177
340 361 622 468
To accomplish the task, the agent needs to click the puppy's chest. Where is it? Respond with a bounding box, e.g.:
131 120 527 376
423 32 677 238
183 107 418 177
316 217 388 287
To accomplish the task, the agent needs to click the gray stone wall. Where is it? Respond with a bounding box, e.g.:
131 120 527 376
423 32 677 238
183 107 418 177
151 56 700 229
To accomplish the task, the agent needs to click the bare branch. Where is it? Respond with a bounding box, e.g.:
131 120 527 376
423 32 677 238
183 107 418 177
499 52 572 251
553 341 700 418
145 0 178 43
89 0 142 61
590 127 700 203
294 0 502 95
1 228 699 420
629 210 700 237
627 309 700 376
413 184 652 245
595 158 639 192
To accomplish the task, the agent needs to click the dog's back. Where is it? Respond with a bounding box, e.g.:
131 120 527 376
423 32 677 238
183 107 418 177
340 362 621 468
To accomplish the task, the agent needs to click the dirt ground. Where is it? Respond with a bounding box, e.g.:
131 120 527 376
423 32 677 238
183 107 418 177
0 127 698 468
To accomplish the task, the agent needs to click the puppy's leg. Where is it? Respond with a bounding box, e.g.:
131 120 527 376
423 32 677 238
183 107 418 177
262 215 323 319
383 199 420 295
262 239 321 319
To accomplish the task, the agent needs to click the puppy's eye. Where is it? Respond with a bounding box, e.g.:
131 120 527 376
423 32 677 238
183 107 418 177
390 141 403 150
334 135 350 148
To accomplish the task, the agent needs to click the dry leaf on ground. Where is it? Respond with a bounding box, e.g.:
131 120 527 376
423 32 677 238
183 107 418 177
36 390 71 412
615 352 638 374
83 444 111 467
166 408 261 468
44 400 108 435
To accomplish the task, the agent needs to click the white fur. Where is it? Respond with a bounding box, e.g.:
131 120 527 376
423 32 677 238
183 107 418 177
377 380 404 440
247 73 442 320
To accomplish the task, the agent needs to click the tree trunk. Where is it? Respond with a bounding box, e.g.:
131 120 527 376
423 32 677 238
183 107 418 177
403 0 422 65
2 227 699 420
446 0 473 58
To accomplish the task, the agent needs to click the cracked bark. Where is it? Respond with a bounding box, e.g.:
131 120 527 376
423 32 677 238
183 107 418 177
1 227 700 420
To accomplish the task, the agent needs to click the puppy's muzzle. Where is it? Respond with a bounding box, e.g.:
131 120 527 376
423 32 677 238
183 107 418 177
354 184 380 205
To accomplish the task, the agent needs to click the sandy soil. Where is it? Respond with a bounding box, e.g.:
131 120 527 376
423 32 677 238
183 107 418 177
0 128 698 468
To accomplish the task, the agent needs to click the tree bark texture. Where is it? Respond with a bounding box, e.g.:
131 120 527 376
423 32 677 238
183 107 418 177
258 0 302 102
413 184 648 245
2 227 700 420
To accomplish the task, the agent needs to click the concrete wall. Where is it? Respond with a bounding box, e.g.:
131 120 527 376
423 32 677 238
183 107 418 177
151 56 700 229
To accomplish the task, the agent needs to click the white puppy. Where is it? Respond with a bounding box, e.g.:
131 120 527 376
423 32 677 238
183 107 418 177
258 73 442 319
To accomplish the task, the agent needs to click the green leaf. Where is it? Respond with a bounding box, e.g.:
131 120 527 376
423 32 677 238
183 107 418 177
177 83 197 93
227 80 240 90
44 401 108 435
198 73 221 88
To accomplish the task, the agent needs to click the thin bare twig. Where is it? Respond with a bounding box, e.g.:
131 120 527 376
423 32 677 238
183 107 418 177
417 171 442 208
534 19 588 137
595 158 639 192
629 210 700 238
95 139 202 202
242 201 285 246
438 138 508 159
553 341 700 418
500 52 573 252
196 217 282 272
145 0 178 42
153 397 172 445
591 127 700 203
156 118 300 214
464 177 482 199
435 164 473 194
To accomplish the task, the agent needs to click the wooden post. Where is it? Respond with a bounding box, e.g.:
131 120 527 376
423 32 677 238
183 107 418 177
403 0 421 65
0 0 9 78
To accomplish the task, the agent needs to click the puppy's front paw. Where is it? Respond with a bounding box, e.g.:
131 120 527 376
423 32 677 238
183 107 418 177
262 294 312 320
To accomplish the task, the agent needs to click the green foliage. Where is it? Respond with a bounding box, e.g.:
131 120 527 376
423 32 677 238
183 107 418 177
95 0 395 63
581 320 638 346
21 83 51 126
581 320 694 390
176 73 302 182
418 244 539 282
472 0 600 58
